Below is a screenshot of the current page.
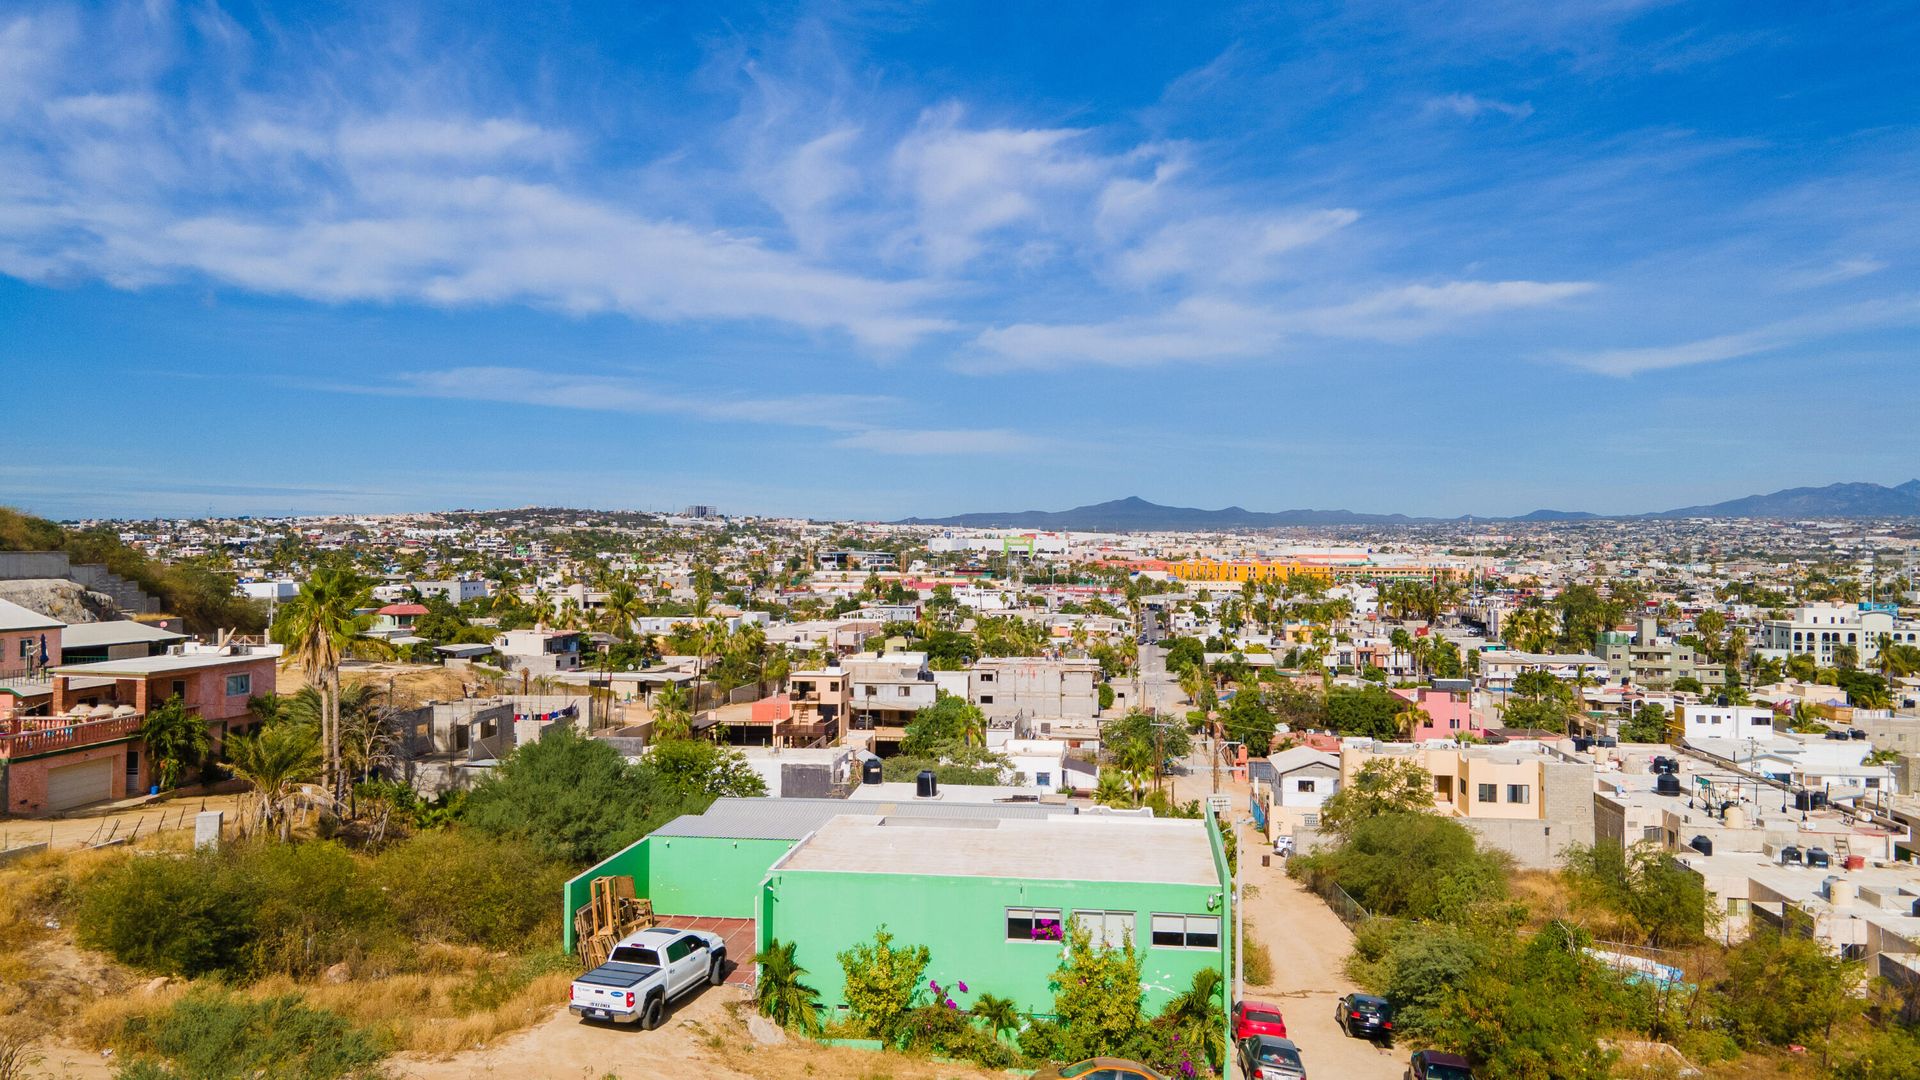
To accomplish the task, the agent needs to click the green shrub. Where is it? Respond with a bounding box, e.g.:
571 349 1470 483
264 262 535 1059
77 854 255 978
838 927 930 1043
115 991 385 1079
372 830 566 950
461 726 713 864
75 831 572 981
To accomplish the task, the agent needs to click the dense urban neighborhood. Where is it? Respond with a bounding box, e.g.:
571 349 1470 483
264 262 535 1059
3 502 1920 1078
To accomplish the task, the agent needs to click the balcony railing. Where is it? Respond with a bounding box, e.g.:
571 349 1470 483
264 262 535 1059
0 715 141 758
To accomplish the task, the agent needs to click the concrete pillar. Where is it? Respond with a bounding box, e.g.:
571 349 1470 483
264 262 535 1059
194 810 223 850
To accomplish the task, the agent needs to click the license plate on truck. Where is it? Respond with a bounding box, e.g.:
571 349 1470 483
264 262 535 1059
588 1008 610 1019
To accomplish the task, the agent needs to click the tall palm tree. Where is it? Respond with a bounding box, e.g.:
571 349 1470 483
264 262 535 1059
601 579 645 641
272 567 373 799
753 940 822 1033
226 719 322 841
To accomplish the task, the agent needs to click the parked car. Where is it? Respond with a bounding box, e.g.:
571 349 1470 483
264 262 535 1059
569 926 726 1028
1235 1035 1306 1080
1407 1050 1475 1080
1233 999 1289 1040
1033 1058 1170 1080
1335 992 1394 1040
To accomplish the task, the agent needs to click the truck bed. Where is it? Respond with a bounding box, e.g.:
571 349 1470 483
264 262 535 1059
574 961 657 988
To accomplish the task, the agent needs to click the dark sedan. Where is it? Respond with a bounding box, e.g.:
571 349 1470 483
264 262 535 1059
1335 992 1394 1040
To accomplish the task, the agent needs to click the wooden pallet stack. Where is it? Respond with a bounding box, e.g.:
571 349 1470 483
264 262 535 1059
573 874 655 969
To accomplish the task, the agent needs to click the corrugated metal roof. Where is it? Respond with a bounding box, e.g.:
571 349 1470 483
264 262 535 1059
649 795 1072 841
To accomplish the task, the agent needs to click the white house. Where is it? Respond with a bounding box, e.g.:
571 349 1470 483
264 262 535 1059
1002 738 1072 792
1258 746 1341 841
1677 703 1776 743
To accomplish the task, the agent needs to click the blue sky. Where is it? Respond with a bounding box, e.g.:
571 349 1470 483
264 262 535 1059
2 1 1917 520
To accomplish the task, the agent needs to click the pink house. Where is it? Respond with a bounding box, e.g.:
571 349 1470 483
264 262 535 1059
1392 686 1487 742
0 599 62 677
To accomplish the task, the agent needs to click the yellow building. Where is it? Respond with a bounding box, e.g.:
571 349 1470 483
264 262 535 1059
1171 559 1441 585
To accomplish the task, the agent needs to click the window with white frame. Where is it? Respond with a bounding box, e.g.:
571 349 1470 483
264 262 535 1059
1006 907 1063 942
1072 909 1136 948
1150 913 1220 949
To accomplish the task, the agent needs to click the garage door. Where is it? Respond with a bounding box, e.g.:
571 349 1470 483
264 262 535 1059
47 759 113 812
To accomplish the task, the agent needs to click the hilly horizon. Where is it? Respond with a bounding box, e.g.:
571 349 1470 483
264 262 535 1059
896 480 1920 531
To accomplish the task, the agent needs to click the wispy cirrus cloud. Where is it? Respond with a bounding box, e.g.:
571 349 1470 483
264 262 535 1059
322 366 1046 457
1553 295 1920 375
1424 93 1535 120
967 279 1595 370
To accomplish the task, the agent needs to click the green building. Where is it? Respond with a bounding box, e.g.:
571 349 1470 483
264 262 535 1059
760 812 1232 1016
563 797 1233 1018
562 796 1074 953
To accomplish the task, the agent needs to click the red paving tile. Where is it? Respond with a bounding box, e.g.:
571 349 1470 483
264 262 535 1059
658 916 756 985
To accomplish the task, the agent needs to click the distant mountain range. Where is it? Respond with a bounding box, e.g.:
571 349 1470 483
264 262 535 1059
896 481 1920 531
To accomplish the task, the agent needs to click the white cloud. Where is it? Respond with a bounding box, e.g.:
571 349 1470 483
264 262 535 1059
1554 295 1920 375
367 366 892 429
329 366 1047 457
1425 93 1535 120
969 279 1594 370
1116 209 1360 287
887 103 1110 270
336 117 576 165
831 427 1052 455
1781 256 1888 290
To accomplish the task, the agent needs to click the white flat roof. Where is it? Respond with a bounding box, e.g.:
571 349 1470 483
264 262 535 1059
777 814 1220 886
58 621 187 648
53 652 268 676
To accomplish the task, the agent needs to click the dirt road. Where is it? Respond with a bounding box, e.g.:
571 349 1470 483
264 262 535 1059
0 792 248 854
1169 754 1406 1080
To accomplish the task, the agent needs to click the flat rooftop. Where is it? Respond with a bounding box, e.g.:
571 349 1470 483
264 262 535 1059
777 814 1220 886
53 651 269 677
59 620 187 649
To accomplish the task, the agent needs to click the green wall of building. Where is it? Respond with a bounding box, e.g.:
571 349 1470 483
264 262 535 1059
648 836 795 918
562 833 796 953
758 869 1228 1017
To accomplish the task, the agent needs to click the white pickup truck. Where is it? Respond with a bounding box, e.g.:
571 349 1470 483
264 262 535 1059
569 926 728 1029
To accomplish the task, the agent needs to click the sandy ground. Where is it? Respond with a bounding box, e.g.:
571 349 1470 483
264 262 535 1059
0 792 250 853
1168 749 1407 1080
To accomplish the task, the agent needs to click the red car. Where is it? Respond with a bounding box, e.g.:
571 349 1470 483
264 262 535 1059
1233 1000 1288 1040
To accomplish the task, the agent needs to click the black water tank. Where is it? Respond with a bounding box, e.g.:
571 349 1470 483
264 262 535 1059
916 769 938 799
1781 845 1803 865
1596 736 1618 748
1807 847 1831 868
1794 790 1817 811
1656 774 1682 797
862 757 884 785
1812 790 1829 810
1572 737 1594 752
1849 729 1867 740
1690 835 1713 856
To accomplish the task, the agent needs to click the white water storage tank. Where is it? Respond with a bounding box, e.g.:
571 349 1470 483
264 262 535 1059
1828 878 1858 908
1723 804 1748 830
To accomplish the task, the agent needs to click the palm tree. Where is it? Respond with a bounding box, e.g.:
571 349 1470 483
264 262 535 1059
753 940 822 1033
1875 642 1920 678
138 695 210 791
1394 704 1427 743
226 719 321 841
1093 770 1131 808
602 579 644 641
272 567 373 799
1160 966 1227 1073
970 992 1020 1045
